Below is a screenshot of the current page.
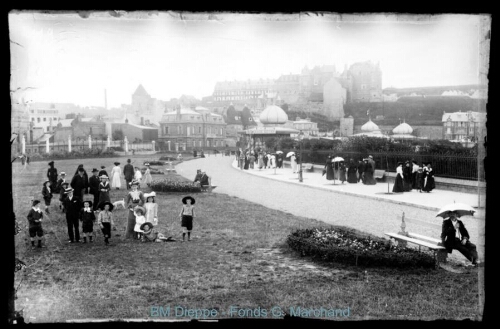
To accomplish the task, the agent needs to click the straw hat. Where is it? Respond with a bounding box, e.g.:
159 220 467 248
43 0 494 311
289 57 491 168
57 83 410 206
134 206 146 215
100 175 109 179
64 187 74 194
98 201 114 211
182 196 196 205
140 222 154 231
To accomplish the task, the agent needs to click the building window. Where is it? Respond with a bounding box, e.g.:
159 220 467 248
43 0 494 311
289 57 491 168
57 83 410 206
198 127 201 133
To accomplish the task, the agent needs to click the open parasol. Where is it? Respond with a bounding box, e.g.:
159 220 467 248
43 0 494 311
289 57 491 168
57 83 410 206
436 203 476 218
286 152 295 158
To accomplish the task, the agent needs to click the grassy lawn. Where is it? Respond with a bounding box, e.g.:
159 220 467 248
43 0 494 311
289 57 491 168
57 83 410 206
12 156 479 322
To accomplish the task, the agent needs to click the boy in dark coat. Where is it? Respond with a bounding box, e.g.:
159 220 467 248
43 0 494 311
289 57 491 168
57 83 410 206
80 200 96 243
27 200 45 249
63 187 82 243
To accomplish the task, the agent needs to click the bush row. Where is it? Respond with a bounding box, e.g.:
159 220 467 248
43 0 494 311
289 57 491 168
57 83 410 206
286 227 435 269
24 148 116 161
150 179 202 193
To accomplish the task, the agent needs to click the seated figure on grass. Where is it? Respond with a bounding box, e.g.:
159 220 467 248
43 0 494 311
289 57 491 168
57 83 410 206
441 211 479 267
140 222 175 242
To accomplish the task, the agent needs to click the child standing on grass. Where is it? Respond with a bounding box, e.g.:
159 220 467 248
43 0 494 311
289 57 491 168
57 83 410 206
27 200 45 250
41 180 52 214
179 196 196 242
97 201 115 245
133 206 147 240
80 200 96 243
144 192 158 226
134 167 143 187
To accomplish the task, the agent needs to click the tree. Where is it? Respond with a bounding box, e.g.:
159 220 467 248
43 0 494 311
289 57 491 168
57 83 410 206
112 129 124 141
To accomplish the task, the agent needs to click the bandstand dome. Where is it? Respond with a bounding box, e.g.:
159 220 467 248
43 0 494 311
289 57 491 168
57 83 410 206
361 119 380 132
392 122 413 135
259 105 288 124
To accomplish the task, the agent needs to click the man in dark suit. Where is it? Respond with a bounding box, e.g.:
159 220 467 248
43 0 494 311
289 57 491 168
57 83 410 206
47 161 58 190
71 167 87 199
193 169 202 183
63 187 82 243
123 159 135 190
88 168 101 211
441 212 479 266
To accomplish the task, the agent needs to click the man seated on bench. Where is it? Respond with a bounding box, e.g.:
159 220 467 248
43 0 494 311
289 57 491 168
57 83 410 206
441 211 479 267
194 171 211 189
193 169 202 183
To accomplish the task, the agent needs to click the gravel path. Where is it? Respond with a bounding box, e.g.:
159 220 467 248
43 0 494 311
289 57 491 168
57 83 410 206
176 156 484 263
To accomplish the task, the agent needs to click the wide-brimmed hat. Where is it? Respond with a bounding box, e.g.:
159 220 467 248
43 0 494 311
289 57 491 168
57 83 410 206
130 180 140 186
114 162 120 166
48 161 54 166
145 191 156 200
101 166 106 169
64 187 74 194
91 168 99 173
32 199 41 207
100 175 109 179
98 201 114 211
61 182 69 187
82 200 93 207
60 172 66 175
182 196 196 205
134 206 146 215
368 155 373 159
140 222 154 231
144 162 150 166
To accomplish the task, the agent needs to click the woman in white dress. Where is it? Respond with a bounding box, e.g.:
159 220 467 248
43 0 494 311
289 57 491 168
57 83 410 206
144 192 158 226
143 163 153 187
270 154 276 168
110 162 122 189
290 153 298 173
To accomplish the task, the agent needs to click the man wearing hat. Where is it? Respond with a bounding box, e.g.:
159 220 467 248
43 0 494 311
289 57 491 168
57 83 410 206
193 169 202 184
63 187 82 243
123 159 135 190
71 167 88 200
441 212 479 266
59 182 70 212
88 169 101 211
47 161 58 191
27 200 45 249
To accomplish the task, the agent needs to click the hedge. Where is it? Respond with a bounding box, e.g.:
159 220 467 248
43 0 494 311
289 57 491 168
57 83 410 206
150 179 202 193
24 149 116 161
286 227 435 269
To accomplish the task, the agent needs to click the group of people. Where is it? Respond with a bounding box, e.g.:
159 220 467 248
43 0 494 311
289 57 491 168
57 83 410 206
28 159 197 249
323 155 377 185
392 160 435 193
236 148 287 171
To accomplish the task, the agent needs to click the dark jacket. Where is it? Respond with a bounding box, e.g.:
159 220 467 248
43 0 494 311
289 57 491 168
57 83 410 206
79 208 96 223
71 174 88 193
63 196 82 219
199 174 210 186
27 209 43 228
441 218 470 253
357 161 365 173
123 164 135 181
194 173 203 183
42 186 52 200
55 178 67 194
47 167 58 182
88 175 101 195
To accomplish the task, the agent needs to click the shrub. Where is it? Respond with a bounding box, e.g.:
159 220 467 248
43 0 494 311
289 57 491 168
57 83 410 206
150 179 201 193
287 227 435 269
144 160 165 166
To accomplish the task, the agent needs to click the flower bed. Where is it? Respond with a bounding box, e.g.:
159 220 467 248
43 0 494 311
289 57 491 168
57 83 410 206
144 160 165 166
150 179 201 193
286 227 435 268
23 149 116 161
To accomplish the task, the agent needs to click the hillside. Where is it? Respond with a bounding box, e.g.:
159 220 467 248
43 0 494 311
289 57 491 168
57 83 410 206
344 96 487 126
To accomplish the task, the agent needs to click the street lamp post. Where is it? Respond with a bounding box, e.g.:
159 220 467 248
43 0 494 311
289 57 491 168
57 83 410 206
298 130 304 183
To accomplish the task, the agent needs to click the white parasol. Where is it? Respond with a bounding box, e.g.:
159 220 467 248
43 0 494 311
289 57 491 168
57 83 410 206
332 157 344 162
286 152 295 158
276 151 283 154
436 203 476 218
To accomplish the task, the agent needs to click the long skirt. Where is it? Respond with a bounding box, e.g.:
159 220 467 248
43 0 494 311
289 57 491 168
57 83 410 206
339 169 346 182
392 175 404 192
422 176 435 192
291 160 298 173
403 176 413 191
111 173 121 188
363 171 377 185
347 171 357 183
125 205 140 239
258 158 264 169
98 191 110 206
144 173 153 185
326 165 335 180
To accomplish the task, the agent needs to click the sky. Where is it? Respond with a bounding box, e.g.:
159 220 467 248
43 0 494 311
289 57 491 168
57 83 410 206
9 12 487 109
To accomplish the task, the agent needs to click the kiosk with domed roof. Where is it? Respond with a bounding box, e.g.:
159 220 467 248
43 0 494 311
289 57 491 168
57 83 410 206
391 120 420 140
353 118 389 139
238 104 299 150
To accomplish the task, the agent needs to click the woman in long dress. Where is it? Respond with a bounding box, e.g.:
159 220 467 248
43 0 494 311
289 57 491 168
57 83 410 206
290 153 298 173
347 159 358 183
392 162 405 192
325 155 334 181
258 152 264 170
339 161 347 184
143 164 153 187
270 154 276 168
403 161 413 191
144 192 158 226
422 162 436 193
98 175 111 205
363 159 377 185
125 180 145 239
110 162 122 189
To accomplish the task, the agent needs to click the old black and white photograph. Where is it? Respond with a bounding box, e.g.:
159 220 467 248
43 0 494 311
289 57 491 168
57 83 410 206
8 11 489 323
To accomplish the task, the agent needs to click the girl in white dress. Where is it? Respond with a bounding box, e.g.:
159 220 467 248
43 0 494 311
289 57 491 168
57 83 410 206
143 163 153 187
144 192 158 226
134 167 143 187
110 162 122 189
133 206 146 240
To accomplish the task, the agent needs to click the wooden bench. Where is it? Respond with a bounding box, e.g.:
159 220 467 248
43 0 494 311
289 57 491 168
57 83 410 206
199 177 216 192
374 169 386 180
301 163 314 172
385 212 447 268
